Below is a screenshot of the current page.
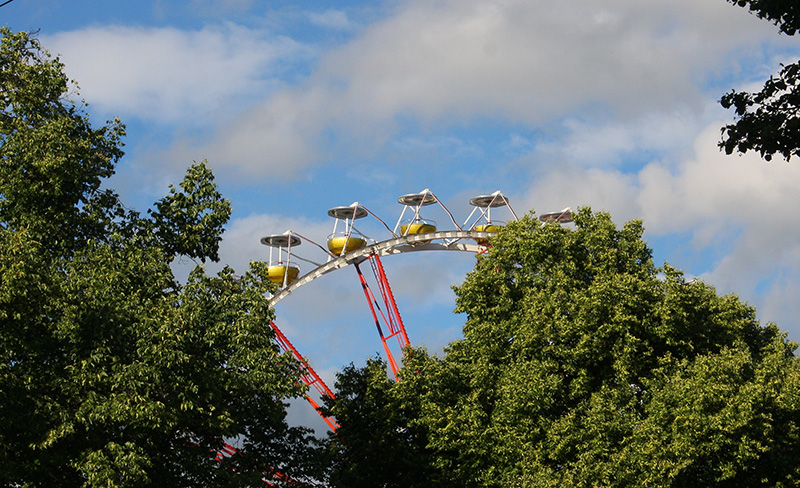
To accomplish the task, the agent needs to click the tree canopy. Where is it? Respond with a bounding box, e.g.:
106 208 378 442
325 210 800 487
0 28 321 487
321 358 438 487
725 0 800 35
720 0 800 161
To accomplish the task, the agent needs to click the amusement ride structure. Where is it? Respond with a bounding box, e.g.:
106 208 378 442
260 189 572 431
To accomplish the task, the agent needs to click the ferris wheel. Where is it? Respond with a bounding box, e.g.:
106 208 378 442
261 189 572 431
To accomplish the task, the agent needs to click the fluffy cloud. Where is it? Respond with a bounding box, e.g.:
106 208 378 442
307 9 354 31
35 0 800 345
517 164 639 223
180 0 789 178
169 86 331 180
642 126 800 329
45 24 311 124
41 1 793 180
519 121 800 338
639 126 800 235
644 126 800 336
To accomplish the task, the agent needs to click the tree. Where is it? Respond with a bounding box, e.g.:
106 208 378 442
720 0 800 161
0 28 125 252
724 0 800 35
0 28 321 487
321 357 439 487
356 209 800 486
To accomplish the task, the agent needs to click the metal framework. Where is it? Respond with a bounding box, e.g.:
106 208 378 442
265 230 492 430
261 191 547 432
354 254 409 378
268 230 491 307
269 321 339 431
269 230 495 432
210 194 561 480
213 440 297 486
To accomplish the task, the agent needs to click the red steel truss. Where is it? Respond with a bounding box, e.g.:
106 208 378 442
268 321 339 432
353 253 410 379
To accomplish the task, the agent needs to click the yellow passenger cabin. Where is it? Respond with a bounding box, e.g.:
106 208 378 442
327 234 367 255
400 220 437 236
327 204 369 257
395 190 439 245
465 192 517 247
260 233 302 288
473 223 502 246
266 264 300 285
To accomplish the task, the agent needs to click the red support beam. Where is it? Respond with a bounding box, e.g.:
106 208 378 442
353 254 410 380
269 321 339 431
369 254 410 350
354 261 401 378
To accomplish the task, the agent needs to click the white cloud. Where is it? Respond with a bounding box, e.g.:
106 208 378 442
519 121 800 339
759 275 800 336
41 1 794 180
181 0 791 179
518 164 640 223
532 110 705 169
307 9 354 31
638 124 800 237
210 212 334 274
45 24 310 124
168 86 332 179
647 126 800 330
317 0 778 123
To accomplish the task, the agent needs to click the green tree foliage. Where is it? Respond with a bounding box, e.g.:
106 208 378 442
0 29 321 487
0 29 125 252
321 358 439 487
149 162 231 263
720 0 800 161
334 210 800 487
725 0 800 35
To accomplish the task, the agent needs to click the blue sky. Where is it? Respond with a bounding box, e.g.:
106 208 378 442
4 0 800 430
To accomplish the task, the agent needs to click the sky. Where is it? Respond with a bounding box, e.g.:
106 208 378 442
3 0 800 431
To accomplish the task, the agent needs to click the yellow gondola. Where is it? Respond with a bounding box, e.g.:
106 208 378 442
395 191 439 245
260 233 302 288
400 220 437 236
465 192 516 246
400 219 436 244
327 204 369 257
266 264 300 285
473 223 502 246
327 235 367 255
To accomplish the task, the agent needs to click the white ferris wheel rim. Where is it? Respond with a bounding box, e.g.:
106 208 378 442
267 229 494 307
